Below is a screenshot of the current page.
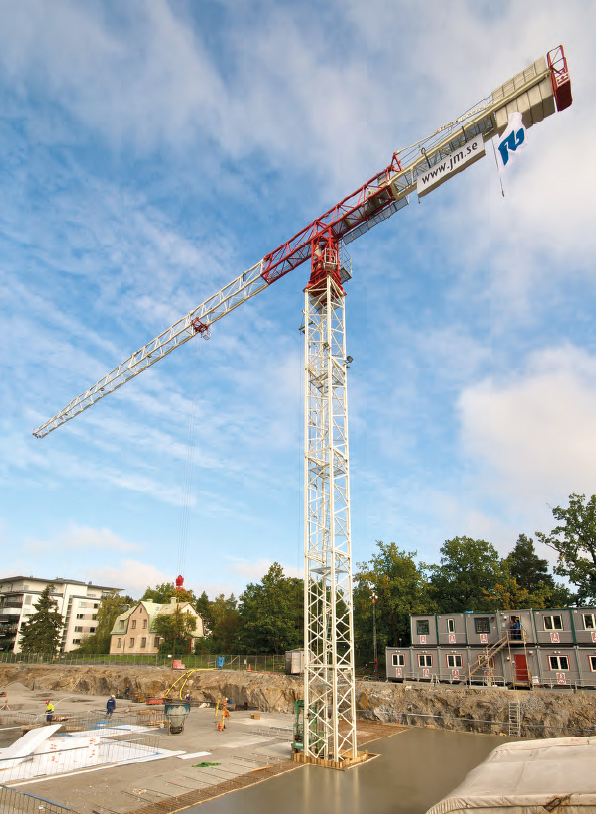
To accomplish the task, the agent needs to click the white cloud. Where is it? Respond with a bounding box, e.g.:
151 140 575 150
89 559 171 598
23 524 141 556
228 558 302 582
459 345 596 504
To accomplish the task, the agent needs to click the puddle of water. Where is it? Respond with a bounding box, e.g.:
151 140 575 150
191 728 515 814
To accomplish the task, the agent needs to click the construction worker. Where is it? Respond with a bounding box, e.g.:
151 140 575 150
106 695 116 717
46 700 55 723
124 683 130 699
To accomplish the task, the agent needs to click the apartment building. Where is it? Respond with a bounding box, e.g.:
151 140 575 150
0 575 120 653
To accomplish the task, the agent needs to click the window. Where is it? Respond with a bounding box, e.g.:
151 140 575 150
474 618 490 634
392 653 405 667
583 613 595 630
72 638 81 644
89 627 96 633
117 638 122 648
131 620 137 630
418 654 433 667
416 620 430 636
79 602 87 608
143 619 148 629
94 604 98 609
24 595 32 605
74 626 83 632
92 615 97 620
447 619 455 634
544 615 563 631
154 637 160 647
129 638 135 647
140 637 146 648
447 655 463 668
76 614 84 619
590 656 596 672
548 656 569 670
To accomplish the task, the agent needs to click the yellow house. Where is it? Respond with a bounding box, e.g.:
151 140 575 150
109 598 204 655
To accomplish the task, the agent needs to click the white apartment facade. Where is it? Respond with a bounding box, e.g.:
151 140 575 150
0 575 120 653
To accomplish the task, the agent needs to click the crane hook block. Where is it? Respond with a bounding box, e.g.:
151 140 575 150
192 318 210 339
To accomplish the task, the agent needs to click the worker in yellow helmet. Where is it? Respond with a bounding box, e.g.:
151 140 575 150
46 700 54 723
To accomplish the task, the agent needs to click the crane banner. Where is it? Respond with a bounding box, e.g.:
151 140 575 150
416 133 485 199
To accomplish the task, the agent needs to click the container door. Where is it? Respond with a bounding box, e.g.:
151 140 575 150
514 654 530 684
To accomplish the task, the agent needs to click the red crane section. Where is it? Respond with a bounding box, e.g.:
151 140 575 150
261 154 403 284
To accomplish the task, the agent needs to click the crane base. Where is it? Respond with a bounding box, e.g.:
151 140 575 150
293 750 375 771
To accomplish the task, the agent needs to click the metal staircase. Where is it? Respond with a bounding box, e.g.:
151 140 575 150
464 631 520 683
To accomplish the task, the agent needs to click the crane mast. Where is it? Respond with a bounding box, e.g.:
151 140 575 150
303 237 356 762
33 47 571 767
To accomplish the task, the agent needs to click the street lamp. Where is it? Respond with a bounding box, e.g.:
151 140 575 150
371 590 378 679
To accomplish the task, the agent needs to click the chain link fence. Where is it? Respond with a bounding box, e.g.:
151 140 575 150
0 651 286 672
0 784 78 813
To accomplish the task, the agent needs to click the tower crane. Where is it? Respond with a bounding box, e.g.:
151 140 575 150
33 47 571 767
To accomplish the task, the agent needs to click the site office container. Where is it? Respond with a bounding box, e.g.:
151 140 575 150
536 646 581 686
533 608 575 646
576 647 596 684
386 648 410 682
410 615 438 647
411 648 440 681
495 609 536 644
437 613 467 647
571 608 596 646
464 611 500 647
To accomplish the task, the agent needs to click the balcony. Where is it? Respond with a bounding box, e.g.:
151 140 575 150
0 608 21 617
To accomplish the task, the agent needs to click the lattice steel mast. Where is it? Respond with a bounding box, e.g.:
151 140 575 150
302 236 356 761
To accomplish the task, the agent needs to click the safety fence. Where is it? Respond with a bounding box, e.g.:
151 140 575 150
0 730 160 783
0 784 78 814
0 708 166 731
387 671 596 691
383 709 596 739
0 651 286 672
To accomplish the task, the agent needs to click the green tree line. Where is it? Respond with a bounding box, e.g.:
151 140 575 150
17 493 596 659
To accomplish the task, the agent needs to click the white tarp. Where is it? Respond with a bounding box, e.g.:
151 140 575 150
425 737 596 814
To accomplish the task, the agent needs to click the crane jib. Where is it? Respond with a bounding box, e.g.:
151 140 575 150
32 46 572 440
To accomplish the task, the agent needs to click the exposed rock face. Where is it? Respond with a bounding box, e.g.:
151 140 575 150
1 665 595 738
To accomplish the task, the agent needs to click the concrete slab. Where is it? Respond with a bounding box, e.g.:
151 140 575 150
1 683 299 814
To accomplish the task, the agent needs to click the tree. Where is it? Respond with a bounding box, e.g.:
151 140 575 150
75 591 133 654
354 542 431 664
19 584 63 656
238 563 303 654
536 493 596 604
429 537 512 612
141 582 196 605
501 535 572 610
505 534 554 593
153 607 197 655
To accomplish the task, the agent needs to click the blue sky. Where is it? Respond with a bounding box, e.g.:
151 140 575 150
1 0 595 600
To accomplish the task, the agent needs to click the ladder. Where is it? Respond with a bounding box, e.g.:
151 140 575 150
508 699 521 737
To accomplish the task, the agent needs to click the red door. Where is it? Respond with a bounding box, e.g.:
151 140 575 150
514 654 530 684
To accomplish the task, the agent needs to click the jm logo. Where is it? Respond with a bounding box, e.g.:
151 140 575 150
498 127 525 166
